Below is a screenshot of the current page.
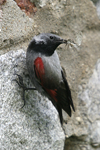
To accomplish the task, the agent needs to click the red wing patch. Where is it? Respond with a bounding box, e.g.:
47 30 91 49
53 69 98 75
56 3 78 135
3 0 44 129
34 57 45 84
34 57 58 102
45 89 58 102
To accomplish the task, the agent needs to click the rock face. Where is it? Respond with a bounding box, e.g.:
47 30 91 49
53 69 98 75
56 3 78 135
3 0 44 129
0 0 34 54
91 0 100 19
0 49 65 150
79 59 100 148
95 0 100 19
65 59 100 150
0 0 100 150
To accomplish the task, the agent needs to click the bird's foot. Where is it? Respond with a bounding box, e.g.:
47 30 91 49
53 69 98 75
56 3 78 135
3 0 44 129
13 74 36 108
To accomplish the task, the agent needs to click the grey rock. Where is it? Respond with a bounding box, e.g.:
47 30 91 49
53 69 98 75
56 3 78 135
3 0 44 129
1 0 100 149
0 0 34 54
79 59 100 121
0 49 65 150
96 0 100 19
91 0 98 4
64 59 100 150
91 0 100 19
30 0 48 7
90 121 100 147
31 0 67 8
78 59 100 149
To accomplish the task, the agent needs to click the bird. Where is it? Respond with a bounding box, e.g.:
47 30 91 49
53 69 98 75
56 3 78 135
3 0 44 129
26 33 75 124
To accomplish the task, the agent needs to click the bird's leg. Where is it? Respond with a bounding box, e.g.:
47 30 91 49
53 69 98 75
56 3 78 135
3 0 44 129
13 74 36 108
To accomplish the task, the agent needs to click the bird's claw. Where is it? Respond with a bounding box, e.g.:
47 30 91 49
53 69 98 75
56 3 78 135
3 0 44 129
13 74 27 107
13 73 26 89
13 74 36 108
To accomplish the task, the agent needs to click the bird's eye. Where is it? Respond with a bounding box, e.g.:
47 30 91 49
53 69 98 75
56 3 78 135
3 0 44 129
50 36 53 39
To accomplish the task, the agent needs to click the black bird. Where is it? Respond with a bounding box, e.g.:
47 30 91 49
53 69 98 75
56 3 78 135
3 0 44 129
25 33 75 124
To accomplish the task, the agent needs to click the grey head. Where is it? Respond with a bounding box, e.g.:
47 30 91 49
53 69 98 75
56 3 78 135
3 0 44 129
27 33 67 56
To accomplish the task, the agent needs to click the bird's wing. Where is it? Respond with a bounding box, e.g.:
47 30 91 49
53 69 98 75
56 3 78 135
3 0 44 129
34 57 75 117
57 70 75 116
34 57 58 102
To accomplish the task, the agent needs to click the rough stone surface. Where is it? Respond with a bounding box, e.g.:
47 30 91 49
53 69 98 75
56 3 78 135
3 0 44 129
81 59 100 143
0 0 100 149
91 0 100 19
31 0 67 8
64 61 100 150
0 0 34 54
96 0 100 19
91 0 98 4
0 49 65 150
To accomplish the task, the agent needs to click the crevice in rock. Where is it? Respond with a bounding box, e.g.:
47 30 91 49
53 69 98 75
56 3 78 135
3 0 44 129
64 135 89 150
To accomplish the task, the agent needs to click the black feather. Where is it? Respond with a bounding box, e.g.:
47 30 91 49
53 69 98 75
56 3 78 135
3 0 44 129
61 70 75 112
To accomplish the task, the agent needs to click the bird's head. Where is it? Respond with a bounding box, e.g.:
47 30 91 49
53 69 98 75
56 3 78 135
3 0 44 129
28 33 67 56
